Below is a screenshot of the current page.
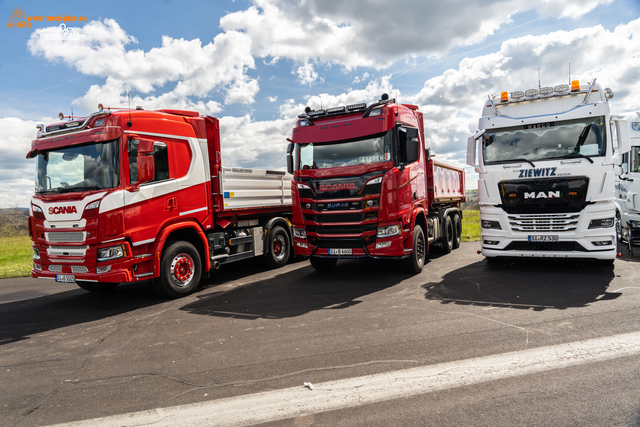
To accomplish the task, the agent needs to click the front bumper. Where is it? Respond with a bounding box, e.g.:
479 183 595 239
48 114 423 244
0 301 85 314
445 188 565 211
480 204 617 260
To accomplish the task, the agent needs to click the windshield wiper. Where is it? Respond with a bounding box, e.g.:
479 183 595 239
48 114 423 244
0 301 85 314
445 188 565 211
58 186 103 193
491 158 536 168
563 151 594 163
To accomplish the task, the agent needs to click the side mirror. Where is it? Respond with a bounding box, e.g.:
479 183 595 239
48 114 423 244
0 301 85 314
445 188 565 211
399 127 420 165
137 138 155 154
614 166 623 176
136 155 155 185
286 142 294 174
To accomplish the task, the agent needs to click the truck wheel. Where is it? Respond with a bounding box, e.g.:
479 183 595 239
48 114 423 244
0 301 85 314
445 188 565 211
310 256 337 271
401 225 426 274
263 225 290 269
441 215 454 253
155 241 202 298
452 213 462 249
76 281 119 293
615 212 624 242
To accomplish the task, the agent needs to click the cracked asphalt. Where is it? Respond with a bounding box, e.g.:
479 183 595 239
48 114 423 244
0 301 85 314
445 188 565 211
1 241 640 426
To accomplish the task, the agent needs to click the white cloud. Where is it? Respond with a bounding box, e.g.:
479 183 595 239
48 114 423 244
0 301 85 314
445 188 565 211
268 96 278 102
220 0 612 73
295 62 322 85
27 19 260 115
218 115 295 169
0 118 50 207
408 18 640 188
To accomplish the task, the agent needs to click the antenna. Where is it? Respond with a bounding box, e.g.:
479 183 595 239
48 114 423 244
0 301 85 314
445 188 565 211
568 63 571 86
538 68 541 89
126 91 132 127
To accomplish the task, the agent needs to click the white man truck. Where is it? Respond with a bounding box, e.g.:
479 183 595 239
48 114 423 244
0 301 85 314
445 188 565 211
466 78 630 263
614 112 640 256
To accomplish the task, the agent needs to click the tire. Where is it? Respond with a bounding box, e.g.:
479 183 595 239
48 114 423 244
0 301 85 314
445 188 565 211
310 256 337 271
615 212 623 243
76 281 119 293
263 225 291 269
452 213 462 249
441 215 454 253
154 241 202 298
401 225 426 274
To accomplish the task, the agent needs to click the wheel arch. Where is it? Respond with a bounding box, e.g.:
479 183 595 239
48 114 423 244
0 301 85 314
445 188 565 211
155 221 209 274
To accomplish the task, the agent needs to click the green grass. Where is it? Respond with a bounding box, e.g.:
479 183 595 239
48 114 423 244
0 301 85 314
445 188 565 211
461 210 480 242
0 236 33 279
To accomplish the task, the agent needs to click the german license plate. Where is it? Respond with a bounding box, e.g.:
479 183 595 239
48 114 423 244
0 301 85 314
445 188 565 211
329 248 352 255
55 274 76 283
528 235 559 242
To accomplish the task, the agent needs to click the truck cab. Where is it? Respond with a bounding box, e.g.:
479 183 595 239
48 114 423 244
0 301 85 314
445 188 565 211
287 94 465 273
615 112 640 255
467 79 630 263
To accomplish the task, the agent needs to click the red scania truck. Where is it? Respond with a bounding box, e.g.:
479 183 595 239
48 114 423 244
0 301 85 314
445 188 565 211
27 107 293 298
286 94 466 272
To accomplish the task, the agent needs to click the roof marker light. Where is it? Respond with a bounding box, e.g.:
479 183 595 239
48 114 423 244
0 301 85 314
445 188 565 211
326 106 346 114
571 80 580 92
540 86 554 95
58 112 64 120
604 88 614 99
510 91 524 100
346 102 366 110
525 89 539 97
554 84 569 93
500 91 509 102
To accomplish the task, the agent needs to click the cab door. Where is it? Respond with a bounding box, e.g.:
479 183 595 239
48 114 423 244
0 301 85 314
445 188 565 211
124 136 178 249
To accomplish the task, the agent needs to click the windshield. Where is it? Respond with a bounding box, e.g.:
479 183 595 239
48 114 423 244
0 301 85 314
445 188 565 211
35 139 120 194
482 116 606 165
296 131 392 170
631 146 640 173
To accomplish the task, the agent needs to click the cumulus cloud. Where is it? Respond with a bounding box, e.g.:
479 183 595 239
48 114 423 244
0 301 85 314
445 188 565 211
219 116 295 169
0 118 51 207
27 19 260 114
221 0 613 72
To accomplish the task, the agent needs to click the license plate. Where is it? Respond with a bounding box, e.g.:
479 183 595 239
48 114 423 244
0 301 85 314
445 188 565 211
328 248 352 255
528 235 559 242
55 274 76 283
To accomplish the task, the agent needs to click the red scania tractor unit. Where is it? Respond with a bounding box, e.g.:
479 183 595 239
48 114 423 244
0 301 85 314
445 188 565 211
286 94 466 273
27 107 292 298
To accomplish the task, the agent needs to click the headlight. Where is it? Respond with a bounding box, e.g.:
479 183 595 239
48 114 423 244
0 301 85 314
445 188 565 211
588 218 614 229
85 200 100 210
32 204 43 213
366 176 382 185
481 220 501 230
97 245 126 262
629 220 640 229
293 228 307 238
33 247 40 261
377 224 400 238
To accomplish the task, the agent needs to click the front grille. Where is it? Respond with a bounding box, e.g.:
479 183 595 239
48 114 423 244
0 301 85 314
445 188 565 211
45 231 86 243
308 224 377 234
306 213 366 223
48 246 88 256
508 213 580 233
48 265 63 272
71 266 88 273
504 241 586 252
50 258 85 263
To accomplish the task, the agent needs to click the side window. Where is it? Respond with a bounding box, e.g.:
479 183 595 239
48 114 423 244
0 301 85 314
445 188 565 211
128 139 170 185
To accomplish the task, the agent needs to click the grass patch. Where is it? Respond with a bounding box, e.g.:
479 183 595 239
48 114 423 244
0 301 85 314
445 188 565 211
461 210 480 242
0 236 32 279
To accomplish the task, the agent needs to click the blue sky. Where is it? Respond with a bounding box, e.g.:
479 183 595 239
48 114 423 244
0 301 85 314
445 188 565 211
1 0 640 207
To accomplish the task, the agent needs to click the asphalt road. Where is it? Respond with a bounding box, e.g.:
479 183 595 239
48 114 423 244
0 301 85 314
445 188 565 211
1 241 639 426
